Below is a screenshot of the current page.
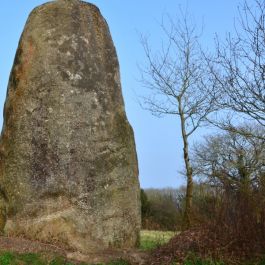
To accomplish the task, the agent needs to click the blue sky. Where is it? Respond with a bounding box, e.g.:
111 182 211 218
0 0 248 188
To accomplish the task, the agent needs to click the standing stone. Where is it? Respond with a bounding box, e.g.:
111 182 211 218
0 0 140 253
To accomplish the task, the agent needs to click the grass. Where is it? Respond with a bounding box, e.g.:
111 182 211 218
140 229 176 250
0 230 176 264
1 231 264 264
0 252 74 265
0 251 131 265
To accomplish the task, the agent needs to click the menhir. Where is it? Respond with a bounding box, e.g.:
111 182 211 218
0 0 140 253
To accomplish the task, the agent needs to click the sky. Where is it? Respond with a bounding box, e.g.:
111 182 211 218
0 0 250 188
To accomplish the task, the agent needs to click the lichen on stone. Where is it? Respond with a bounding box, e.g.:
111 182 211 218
0 0 140 253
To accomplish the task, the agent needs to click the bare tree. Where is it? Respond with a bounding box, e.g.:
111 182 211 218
192 124 265 247
192 124 265 192
207 0 265 131
139 13 217 228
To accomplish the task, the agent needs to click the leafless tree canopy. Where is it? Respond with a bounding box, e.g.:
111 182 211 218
192 124 265 191
139 13 218 137
208 0 265 127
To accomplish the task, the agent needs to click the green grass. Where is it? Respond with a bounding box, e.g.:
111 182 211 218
0 252 67 265
0 252 16 265
0 251 130 265
139 229 176 250
0 230 176 264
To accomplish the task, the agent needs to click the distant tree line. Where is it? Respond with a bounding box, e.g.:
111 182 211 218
141 183 219 231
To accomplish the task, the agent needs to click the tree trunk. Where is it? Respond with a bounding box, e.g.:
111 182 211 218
179 98 193 230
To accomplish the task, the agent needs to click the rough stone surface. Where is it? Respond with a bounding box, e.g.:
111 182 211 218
0 0 141 253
